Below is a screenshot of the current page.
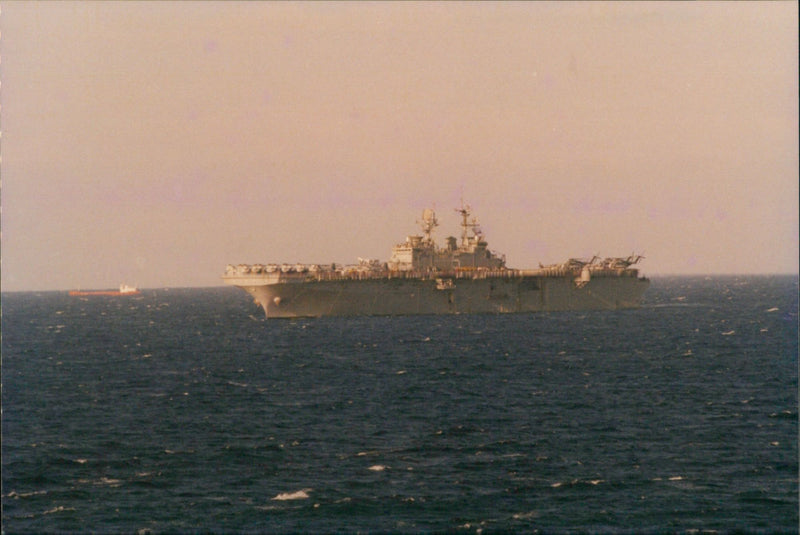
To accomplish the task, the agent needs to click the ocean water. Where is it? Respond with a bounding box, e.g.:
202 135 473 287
2 276 797 534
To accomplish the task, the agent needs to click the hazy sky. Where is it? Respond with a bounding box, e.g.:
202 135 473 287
2 2 797 291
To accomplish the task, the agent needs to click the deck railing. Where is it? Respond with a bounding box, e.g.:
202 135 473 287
223 265 641 283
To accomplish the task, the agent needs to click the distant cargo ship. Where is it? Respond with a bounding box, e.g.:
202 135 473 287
223 204 649 318
69 284 140 296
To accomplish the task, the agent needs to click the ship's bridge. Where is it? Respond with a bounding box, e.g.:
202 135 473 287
388 207 506 272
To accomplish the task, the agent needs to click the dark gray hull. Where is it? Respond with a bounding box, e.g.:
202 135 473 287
229 274 649 318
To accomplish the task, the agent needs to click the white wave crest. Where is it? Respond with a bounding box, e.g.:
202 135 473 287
272 489 312 501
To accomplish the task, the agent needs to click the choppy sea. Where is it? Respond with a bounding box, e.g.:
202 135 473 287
2 276 798 534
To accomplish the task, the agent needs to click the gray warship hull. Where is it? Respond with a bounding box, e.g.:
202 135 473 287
223 270 649 318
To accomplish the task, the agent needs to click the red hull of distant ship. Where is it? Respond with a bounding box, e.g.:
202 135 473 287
69 285 140 296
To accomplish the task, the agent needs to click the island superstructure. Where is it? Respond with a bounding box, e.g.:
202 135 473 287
223 204 649 318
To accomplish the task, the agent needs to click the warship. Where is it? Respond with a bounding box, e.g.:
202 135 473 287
223 204 649 318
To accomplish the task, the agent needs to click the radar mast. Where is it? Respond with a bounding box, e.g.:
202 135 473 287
455 200 482 247
418 208 438 244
